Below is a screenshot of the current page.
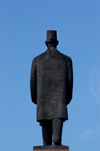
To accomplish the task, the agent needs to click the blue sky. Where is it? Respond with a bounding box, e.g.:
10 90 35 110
0 0 100 151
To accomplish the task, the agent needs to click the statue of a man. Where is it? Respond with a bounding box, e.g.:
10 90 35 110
30 30 73 145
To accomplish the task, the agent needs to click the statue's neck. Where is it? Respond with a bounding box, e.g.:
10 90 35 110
48 46 56 50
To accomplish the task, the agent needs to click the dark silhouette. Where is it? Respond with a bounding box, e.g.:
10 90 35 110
30 30 73 145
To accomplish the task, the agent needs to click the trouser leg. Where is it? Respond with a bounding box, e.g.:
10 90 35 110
42 121 52 145
52 119 63 145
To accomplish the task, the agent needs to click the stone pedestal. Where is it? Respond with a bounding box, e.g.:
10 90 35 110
33 145 69 151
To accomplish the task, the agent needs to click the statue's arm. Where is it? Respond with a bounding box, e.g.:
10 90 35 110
67 57 73 105
30 58 37 104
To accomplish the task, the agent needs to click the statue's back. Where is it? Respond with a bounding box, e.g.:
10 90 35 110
32 48 72 122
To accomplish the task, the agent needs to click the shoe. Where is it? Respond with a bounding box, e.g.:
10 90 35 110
54 141 62 145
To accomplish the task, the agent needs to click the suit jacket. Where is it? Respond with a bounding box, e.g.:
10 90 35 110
30 48 73 122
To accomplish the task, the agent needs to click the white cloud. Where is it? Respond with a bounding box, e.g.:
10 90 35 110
80 129 94 141
89 62 100 104
79 126 100 142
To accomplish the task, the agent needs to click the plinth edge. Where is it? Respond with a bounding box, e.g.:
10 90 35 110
33 145 69 151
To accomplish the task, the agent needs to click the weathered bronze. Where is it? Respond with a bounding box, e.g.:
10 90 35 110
30 30 73 145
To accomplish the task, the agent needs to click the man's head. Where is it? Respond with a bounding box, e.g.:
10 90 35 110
45 30 59 48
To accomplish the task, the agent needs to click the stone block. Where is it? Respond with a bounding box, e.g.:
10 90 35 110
33 145 69 151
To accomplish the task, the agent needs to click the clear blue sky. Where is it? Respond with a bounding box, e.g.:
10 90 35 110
0 0 100 151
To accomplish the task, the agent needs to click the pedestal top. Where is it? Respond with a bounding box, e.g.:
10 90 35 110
33 145 69 151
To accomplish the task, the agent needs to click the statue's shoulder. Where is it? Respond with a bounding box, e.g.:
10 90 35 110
57 50 72 62
32 51 47 63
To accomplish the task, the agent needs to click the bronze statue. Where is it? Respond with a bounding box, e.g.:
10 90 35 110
30 30 73 145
